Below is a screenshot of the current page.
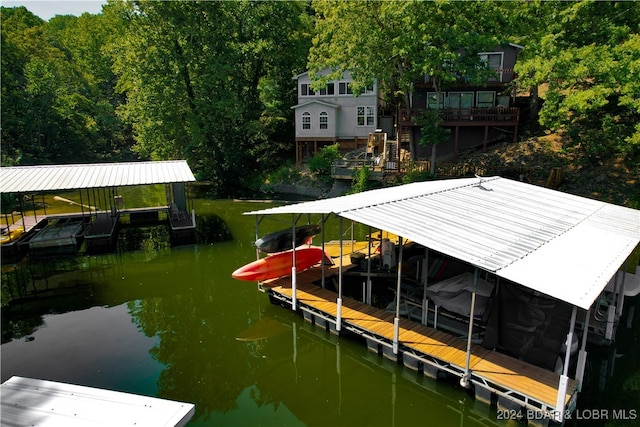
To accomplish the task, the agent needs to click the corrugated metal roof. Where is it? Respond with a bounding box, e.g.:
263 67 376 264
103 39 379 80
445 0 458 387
245 177 640 310
0 161 196 193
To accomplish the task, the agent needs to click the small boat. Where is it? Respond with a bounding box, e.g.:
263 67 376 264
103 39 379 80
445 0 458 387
232 246 329 282
0 226 24 245
254 224 321 253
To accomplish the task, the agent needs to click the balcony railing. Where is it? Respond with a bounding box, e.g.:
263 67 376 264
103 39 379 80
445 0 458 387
423 68 516 85
400 107 519 126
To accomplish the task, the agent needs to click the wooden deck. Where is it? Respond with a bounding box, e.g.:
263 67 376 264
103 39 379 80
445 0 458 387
264 264 578 419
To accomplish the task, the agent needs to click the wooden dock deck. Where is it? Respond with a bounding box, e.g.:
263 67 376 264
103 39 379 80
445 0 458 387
264 264 578 420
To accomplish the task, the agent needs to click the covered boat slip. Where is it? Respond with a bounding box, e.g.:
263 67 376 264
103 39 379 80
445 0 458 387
0 161 197 256
245 176 640 423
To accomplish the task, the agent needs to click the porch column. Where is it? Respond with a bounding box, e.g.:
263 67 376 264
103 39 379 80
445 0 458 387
460 268 478 388
454 127 460 161
483 126 489 152
393 237 404 355
336 216 344 332
555 306 577 423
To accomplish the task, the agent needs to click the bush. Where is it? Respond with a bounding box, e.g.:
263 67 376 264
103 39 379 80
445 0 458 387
350 165 381 194
309 144 341 183
402 161 434 184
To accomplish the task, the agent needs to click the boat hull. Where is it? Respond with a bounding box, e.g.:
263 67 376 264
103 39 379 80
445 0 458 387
255 224 321 253
232 247 325 282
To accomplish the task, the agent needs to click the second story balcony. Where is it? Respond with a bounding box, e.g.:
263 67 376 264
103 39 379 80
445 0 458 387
399 107 520 128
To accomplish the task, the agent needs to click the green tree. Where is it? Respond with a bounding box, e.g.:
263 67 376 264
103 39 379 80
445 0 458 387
308 0 513 172
1 6 129 165
515 1 640 164
109 0 312 196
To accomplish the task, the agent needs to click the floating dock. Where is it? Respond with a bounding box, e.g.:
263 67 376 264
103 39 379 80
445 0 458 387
263 264 578 421
1 376 195 427
240 177 640 424
0 161 198 259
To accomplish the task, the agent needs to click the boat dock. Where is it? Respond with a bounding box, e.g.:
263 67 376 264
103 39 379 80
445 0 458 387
1 376 195 426
240 177 640 424
263 264 578 419
0 161 198 260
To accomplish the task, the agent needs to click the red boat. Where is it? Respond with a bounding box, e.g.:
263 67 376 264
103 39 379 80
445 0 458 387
232 247 331 282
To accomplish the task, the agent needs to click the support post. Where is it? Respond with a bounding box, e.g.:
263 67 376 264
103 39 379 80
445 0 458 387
576 309 590 391
461 268 478 388
291 215 297 311
336 216 344 332
321 214 326 289
366 226 372 305
422 248 429 325
393 237 404 355
556 306 577 422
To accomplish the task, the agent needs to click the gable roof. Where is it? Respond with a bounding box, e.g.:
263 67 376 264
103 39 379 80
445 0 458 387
245 177 640 310
291 100 341 110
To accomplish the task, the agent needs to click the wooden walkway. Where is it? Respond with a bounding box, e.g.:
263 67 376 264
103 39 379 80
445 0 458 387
265 267 578 418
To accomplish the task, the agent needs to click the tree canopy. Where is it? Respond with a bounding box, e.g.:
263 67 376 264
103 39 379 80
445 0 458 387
515 1 640 163
1 0 638 196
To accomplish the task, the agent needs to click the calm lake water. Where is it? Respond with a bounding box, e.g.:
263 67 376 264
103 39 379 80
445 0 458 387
1 198 638 426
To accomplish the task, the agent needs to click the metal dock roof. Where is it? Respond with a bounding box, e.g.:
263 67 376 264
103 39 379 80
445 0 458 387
0 160 196 193
245 177 640 310
1 376 194 427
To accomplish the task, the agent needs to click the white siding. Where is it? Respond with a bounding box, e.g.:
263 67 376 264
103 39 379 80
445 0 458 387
293 70 377 139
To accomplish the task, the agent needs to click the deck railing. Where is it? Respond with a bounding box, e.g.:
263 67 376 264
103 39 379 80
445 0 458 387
400 107 520 126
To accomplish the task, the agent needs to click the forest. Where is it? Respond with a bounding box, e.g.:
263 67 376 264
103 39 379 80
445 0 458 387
2 0 639 198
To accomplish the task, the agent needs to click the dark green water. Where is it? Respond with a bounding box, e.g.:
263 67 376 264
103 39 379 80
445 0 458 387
1 199 638 426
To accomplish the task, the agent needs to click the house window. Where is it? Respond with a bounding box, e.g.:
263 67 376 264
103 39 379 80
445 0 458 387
357 106 375 126
339 82 352 95
427 93 445 109
448 92 474 109
302 112 311 129
300 83 315 96
479 52 504 81
319 112 328 129
363 83 375 94
477 92 495 108
319 83 335 96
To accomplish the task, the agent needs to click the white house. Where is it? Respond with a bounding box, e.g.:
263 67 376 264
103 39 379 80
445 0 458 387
292 70 378 165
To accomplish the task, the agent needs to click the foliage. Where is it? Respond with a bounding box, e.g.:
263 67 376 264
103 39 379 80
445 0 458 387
412 109 451 148
107 0 312 196
308 0 514 168
265 163 301 185
2 1 638 200
401 163 435 184
515 1 640 164
350 165 375 194
308 143 341 183
1 7 129 165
